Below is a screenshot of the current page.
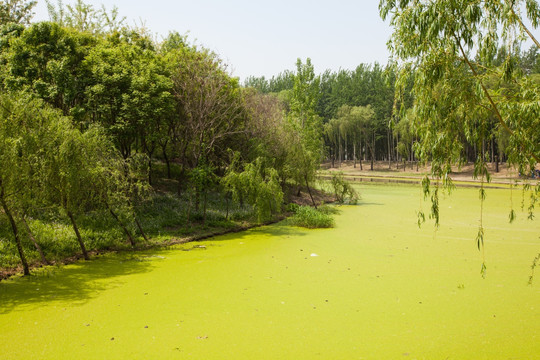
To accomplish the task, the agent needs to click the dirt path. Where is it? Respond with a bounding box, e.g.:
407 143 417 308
320 161 538 187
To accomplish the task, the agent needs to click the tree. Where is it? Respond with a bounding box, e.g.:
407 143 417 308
0 92 80 273
1 22 95 122
45 0 125 34
169 46 246 189
380 0 540 273
222 157 283 223
84 30 173 163
286 58 323 207
242 88 291 184
394 109 415 171
520 46 540 74
0 0 36 25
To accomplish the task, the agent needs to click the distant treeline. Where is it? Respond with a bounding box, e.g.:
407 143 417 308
245 46 540 169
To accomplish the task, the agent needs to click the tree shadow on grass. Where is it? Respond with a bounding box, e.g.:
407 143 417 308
0 253 157 315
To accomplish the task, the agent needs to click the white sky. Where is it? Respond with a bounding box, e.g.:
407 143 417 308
31 0 393 81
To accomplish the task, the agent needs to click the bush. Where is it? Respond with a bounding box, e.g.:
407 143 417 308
330 172 359 204
288 205 335 228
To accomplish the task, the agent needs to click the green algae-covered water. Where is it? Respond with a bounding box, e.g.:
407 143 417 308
1 184 539 359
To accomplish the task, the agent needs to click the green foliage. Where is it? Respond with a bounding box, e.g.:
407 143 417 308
380 0 540 269
0 22 95 121
222 157 283 223
288 205 335 229
0 0 36 25
45 0 126 34
381 0 540 186
285 59 324 197
329 172 359 204
168 45 246 170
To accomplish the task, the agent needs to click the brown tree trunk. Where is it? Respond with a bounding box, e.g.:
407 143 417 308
338 137 342 168
67 211 89 260
22 216 49 265
388 129 392 169
108 206 136 247
202 192 208 225
148 157 153 186
370 131 375 171
134 217 149 242
353 142 357 168
359 137 363 170
162 143 172 179
225 192 230 220
305 175 317 209
187 191 192 225
0 188 30 275
177 166 186 197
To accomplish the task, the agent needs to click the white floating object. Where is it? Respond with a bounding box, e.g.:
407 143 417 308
310 253 319 257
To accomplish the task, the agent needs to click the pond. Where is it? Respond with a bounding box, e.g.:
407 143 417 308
0 183 539 359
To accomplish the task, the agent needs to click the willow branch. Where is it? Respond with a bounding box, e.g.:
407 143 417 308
455 36 540 163
508 1 540 49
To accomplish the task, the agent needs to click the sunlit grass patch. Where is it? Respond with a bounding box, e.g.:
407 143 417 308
287 205 335 228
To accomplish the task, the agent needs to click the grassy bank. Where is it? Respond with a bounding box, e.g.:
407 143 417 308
0 163 335 279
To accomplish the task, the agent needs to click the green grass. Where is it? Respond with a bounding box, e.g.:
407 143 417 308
0 183 539 359
0 191 257 270
287 205 336 228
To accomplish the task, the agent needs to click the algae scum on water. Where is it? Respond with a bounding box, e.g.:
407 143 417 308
1 184 539 359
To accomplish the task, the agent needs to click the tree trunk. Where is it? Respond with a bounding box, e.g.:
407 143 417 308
108 206 136 247
491 137 495 164
162 143 172 179
305 175 317 209
187 191 192 225
370 131 375 171
202 192 208 225
225 193 230 220
344 135 348 161
148 156 153 186
195 189 200 212
134 217 149 242
353 142 357 168
22 216 49 265
67 211 89 260
359 137 363 170
177 166 186 197
388 129 392 169
338 136 342 167
0 189 30 275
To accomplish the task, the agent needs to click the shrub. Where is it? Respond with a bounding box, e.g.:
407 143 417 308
330 172 359 204
288 205 335 228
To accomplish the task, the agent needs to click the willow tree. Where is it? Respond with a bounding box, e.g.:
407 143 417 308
222 157 283 223
0 92 76 274
380 0 540 273
286 58 323 207
0 92 42 275
0 0 36 25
